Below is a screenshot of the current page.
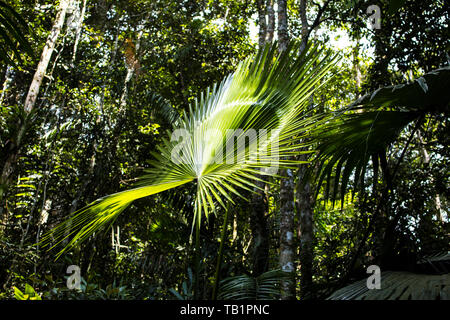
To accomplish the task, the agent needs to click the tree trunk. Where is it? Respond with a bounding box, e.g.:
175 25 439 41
279 167 296 299
266 0 275 43
277 0 295 300
113 15 147 164
352 33 362 100
277 0 289 51
119 16 147 110
0 65 13 106
296 159 314 300
250 178 270 275
257 0 267 48
299 0 309 52
100 22 120 126
1 0 70 216
71 0 87 65
248 0 272 278
24 0 70 114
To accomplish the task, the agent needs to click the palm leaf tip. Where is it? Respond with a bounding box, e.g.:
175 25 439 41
40 179 193 257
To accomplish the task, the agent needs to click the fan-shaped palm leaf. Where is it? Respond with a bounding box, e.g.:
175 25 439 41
41 42 338 257
312 66 450 204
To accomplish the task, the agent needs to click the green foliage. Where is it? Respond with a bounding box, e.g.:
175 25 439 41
354 66 450 113
0 1 34 65
169 267 194 300
218 269 290 300
13 284 41 300
327 271 450 300
41 42 338 257
312 66 450 204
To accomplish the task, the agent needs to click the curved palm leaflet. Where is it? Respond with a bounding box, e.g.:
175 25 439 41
312 66 450 205
0 1 34 64
40 42 339 258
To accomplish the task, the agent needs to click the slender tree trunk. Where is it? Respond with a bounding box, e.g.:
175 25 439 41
299 0 308 37
296 159 314 300
277 0 295 299
266 0 275 43
111 15 147 167
277 0 289 51
231 210 238 244
119 63 134 110
0 65 14 212
279 0 327 300
257 0 267 48
295 77 316 301
100 21 120 127
248 0 272 278
71 0 87 65
352 33 362 100
0 65 13 106
416 130 430 165
354 54 362 96
119 16 147 110
294 7 329 299
279 167 296 299
24 0 70 114
1 0 70 216
299 0 309 52
250 178 270 275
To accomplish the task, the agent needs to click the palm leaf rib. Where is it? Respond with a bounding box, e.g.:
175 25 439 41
40 42 338 257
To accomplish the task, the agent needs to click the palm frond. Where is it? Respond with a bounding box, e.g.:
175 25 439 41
41 42 338 257
327 271 450 300
41 179 193 257
351 66 450 113
135 90 180 125
312 66 450 204
0 1 34 64
149 92 180 125
314 110 417 203
218 269 290 300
